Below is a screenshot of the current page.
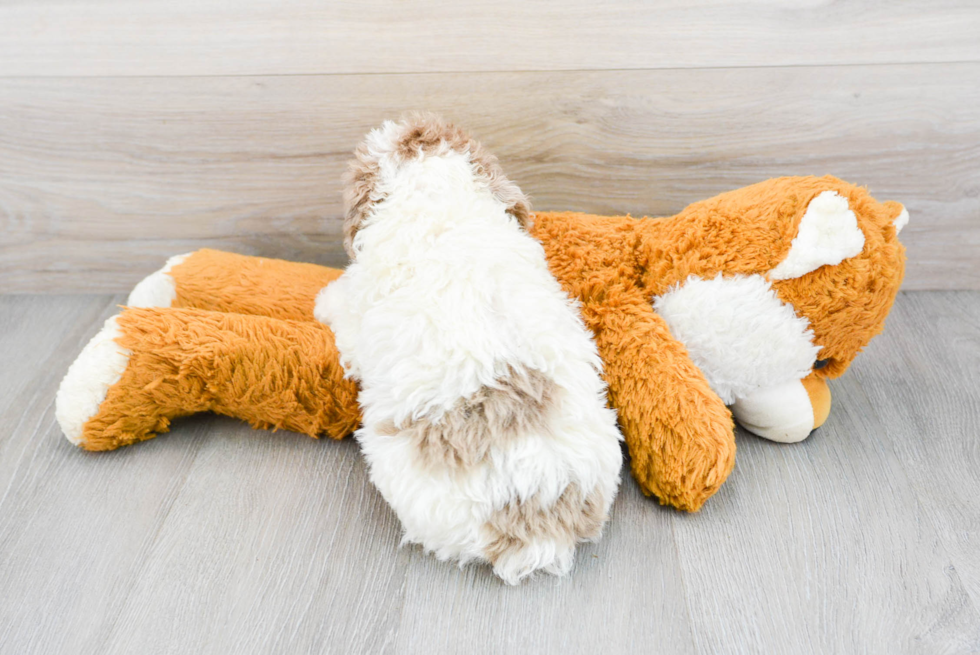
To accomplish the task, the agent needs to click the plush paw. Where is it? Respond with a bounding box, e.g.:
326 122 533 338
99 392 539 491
627 399 736 513
730 374 831 443
55 315 132 446
127 253 190 308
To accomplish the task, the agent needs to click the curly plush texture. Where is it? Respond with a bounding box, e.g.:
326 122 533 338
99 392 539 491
343 112 530 258
318 116 622 584
57 175 906 513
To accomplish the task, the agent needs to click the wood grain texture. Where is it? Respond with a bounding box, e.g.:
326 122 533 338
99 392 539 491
0 294 212 654
1 291 979 654
391 477 698 655
849 292 980 613
0 294 119 491
3 63 979 292
0 0 978 77
674 376 980 653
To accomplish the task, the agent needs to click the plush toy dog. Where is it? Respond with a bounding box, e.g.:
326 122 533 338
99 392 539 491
57 172 907 513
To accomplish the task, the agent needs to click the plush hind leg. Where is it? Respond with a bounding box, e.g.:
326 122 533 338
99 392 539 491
129 249 342 321
56 306 360 451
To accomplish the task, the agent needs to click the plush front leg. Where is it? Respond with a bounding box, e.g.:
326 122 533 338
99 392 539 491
56 307 360 450
730 372 831 443
580 281 736 512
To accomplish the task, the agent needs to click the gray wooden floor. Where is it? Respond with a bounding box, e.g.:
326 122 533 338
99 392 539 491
1 291 979 655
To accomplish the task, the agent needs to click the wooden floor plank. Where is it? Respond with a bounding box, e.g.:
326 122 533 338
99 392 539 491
0 295 119 491
0 0 977 77
3 63 978 293
0 295 213 655
849 291 980 610
96 427 409 655
2 292 979 653
391 472 697 655
670 373 980 654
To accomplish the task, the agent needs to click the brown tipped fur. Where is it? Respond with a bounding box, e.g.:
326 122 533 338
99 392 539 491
342 141 382 259
342 113 531 259
483 482 608 566
383 367 557 470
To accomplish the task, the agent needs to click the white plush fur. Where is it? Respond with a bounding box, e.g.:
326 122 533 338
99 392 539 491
653 191 873 443
55 315 132 445
769 191 865 281
127 253 190 307
893 205 909 234
730 379 815 443
654 274 821 405
315 127 622 585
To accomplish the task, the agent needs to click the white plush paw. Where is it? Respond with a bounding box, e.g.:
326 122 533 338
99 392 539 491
55 315 132 445
730 379 814 443
127 253 190 308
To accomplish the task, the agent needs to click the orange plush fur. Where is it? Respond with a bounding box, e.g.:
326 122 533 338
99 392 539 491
68 176 906 511
81 308 359 451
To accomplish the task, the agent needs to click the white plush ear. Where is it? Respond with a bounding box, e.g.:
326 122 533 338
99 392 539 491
893 205 909 234
769 191 866 281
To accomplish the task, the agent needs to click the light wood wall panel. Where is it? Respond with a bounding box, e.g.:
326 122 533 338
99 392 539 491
2 63 977 292
0 1 978 77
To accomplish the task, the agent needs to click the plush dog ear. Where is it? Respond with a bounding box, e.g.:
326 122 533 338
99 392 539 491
769 190 866 280
893 205 910 234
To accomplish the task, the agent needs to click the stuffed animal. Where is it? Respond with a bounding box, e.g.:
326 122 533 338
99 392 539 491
56 175 907 512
